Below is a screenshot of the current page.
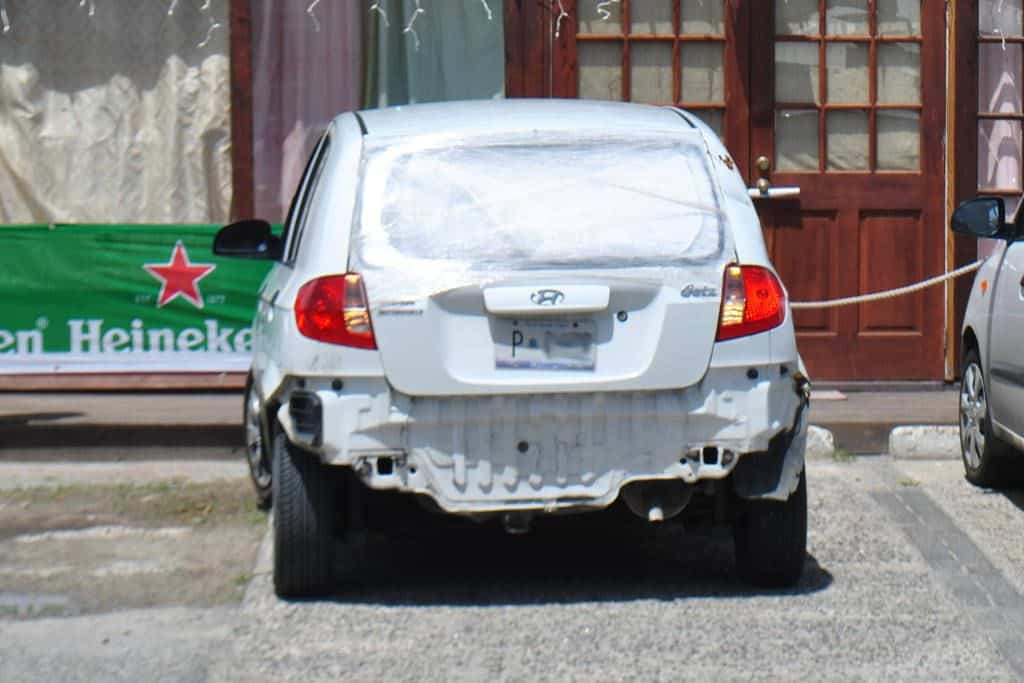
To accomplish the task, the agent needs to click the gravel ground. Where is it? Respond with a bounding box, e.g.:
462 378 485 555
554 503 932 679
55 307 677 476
210 459 1024 682
4 457 1023 682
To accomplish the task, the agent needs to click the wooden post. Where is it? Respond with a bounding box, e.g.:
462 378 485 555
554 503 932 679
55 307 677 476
229 0 255 220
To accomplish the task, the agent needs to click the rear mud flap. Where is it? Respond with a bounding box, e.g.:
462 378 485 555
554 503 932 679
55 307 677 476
732 389 808 501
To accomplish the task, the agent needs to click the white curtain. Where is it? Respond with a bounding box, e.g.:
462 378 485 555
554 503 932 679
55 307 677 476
0 0 232 224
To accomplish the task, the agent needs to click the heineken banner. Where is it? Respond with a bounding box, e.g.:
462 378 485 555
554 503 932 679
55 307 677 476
0 225 273 374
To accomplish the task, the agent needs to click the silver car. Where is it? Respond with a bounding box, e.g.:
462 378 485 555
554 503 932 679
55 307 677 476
952 197 1024 487
216 100 810 598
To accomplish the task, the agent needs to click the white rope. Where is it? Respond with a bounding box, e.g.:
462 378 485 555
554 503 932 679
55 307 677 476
790 260 984 310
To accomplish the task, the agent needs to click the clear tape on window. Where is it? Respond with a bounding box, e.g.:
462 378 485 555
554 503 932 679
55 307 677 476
351 131 736 305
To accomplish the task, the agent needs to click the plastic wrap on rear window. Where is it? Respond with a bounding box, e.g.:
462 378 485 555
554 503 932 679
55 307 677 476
351 131 735 305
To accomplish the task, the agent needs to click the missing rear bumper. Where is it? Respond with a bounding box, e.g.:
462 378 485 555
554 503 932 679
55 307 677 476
731 374 809 501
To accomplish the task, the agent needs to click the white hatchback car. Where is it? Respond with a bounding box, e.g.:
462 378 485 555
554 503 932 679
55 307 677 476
952 197 1024 487
216 100 810 598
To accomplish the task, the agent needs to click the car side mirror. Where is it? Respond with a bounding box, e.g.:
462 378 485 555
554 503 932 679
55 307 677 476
214 219 283 260
951 197 1006 239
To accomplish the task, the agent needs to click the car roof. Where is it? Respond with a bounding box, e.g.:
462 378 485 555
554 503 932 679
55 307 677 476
350 99 697 139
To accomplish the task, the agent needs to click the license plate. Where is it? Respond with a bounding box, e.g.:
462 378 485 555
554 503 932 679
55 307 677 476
495 318 596 370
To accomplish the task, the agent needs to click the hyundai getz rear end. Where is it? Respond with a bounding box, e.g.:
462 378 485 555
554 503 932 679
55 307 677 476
216 100 810 598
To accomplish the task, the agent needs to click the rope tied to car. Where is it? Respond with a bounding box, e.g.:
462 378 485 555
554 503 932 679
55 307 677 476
789 260 985 310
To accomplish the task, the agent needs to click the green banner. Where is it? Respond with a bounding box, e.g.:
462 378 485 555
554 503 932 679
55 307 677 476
0 224 272 373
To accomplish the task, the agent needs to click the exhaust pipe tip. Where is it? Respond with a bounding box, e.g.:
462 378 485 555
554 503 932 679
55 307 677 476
621 480 693 522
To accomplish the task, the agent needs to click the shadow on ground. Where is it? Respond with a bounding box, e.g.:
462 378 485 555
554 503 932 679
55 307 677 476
304 511 832 607
1000 487 1024 513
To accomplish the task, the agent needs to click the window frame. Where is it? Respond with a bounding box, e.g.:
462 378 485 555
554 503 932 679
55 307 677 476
280 132 331 266
976 29 1024 207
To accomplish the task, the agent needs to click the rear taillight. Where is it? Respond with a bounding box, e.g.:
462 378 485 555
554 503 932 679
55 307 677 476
294 273 377 349
715 265 787 341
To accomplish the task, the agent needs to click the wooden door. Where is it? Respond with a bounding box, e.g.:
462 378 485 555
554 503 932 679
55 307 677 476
535 0 946 380
750 1 945 380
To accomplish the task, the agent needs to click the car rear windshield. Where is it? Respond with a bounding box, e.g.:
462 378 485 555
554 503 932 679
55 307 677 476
353 131 734 302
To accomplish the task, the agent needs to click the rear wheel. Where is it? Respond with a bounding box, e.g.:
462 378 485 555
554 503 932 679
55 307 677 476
272 428 336 598
243 375 272 509
733 469 807 588
960 349 1020 488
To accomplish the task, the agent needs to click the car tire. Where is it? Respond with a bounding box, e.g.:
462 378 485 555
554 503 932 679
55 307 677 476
244 375 273 510
272 427 336 598
733 468 807 588
959 349 1020 488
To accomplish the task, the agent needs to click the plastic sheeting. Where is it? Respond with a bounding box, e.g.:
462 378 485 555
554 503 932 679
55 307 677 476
352 131 735 304
0 1 231 224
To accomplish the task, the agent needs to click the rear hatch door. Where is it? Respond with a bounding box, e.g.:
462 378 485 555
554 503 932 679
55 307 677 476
353 130 734 396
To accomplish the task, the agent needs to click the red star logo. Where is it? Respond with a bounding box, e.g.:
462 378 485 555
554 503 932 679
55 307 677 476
143 241 216 308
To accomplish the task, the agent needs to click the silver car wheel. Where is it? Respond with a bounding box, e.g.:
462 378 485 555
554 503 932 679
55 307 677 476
246 384 272 489
959 361 987 470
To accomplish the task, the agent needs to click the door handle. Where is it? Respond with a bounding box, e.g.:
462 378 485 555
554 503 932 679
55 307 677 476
749 154 798 199
748 185 801 199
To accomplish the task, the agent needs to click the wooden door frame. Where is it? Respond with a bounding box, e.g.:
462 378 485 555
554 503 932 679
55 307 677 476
229 0 255 220
505 0 553 97
949 0 980 380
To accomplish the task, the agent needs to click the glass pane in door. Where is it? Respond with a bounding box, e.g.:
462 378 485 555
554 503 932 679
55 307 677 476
979 0 1023 37
826 0 869 35
826 42 869 103
631 42 674 102
578 2 622 34
877 0 921 36
776 42 820 103
777 109 820 171
681 0 724 34
776 0 820 35
877 110 920 170
578 42 622 100
827 110 869 170
877 43 921 104
681 43 724 103
978 119 1023 190
631 0 675 35
979 43 1023 113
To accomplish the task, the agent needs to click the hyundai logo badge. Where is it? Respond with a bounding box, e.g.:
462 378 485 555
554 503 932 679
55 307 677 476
530 289 565 306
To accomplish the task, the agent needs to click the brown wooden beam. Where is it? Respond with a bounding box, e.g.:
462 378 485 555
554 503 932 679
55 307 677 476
229 0 255 220
505 0 554 98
